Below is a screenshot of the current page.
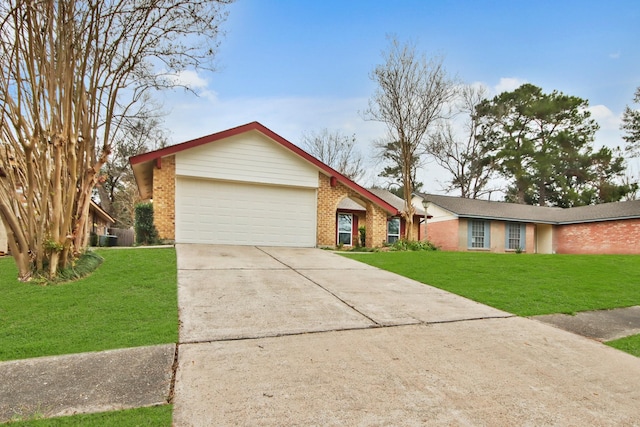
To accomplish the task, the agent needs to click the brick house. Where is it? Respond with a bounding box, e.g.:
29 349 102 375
415 193 640 254
129 122 424 248
0 200 114 255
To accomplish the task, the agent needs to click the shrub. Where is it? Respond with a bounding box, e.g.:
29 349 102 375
134 203 159 245
389 239 438 252
358 226 366 247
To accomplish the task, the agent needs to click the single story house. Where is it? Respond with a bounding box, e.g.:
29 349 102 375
89 200 116 237
130 122 425 248
415 193 640 254
0 200 114 256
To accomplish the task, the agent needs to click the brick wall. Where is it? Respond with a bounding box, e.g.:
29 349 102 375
525 223 536 253
317 174 389 247
425 218 460 251
555 219 640 254
152 155 176 241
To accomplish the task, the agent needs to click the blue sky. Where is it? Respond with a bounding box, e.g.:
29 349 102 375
160 0 640 193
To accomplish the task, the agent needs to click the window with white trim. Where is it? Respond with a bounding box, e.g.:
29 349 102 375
506 222 525 251
468 220 490 249
387 217 401 243
337 213 353 246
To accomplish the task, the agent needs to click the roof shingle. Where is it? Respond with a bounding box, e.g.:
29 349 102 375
420 193 640 224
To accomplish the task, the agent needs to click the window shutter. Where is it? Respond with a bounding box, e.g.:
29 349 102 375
484 221 491 249
520 224 526 250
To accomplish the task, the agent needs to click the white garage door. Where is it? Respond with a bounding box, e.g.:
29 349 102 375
176 178 317 246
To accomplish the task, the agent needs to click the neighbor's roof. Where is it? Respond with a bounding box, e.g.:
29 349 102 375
420 193 640 224
129 122 401 215
368 188 425 217
90 200 115 224
337 190 427 217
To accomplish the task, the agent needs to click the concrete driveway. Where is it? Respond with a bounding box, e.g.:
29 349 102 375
173 245 640 426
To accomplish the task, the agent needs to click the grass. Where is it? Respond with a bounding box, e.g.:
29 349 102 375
0 248 177 361
3 405 172 426
342 251 640 317
606 334 640 357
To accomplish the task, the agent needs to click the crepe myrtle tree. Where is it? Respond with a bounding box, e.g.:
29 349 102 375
0 0 233 281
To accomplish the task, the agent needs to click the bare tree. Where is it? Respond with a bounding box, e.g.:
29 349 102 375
365 36 456 239
97 113 170 226
301 129 366 182
427 84 496 198
622 87 640 157
0 0 232 281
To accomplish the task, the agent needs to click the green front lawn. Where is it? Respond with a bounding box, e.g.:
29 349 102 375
0 248 177 361
343 251 640 317
4 405 172 426
606 334 640 358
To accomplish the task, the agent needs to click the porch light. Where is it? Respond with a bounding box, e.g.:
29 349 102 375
421 197 428 214
421 197 429 241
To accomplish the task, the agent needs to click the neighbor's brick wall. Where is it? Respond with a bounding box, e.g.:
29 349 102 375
525 223 536 253
152 155 176 240
317 174 388 247
425 218 460 251
555 219 640 254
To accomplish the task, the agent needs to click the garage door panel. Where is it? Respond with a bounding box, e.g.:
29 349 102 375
176 178 317 246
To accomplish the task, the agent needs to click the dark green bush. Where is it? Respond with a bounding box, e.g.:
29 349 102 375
358 226 366 247
389 239 438 252
134 202 159 245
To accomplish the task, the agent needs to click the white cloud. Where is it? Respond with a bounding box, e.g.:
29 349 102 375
609 51 621 59
169 70 209 90
588 104 621 131
493 77 528 94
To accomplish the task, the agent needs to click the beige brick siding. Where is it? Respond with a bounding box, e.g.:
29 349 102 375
317 173 389 247
152 155 176 240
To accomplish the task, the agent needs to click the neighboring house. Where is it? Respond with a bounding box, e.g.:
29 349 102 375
89 200 116 237
0 200 114 255
414 193 640 255
129 122 425 248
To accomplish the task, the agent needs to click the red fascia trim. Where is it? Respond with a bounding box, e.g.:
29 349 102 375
128 121 400 215
129 122 266 165
155 157 161 169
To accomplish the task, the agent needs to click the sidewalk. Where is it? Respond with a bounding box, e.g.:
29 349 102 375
531 305 640 341
0 345 174 423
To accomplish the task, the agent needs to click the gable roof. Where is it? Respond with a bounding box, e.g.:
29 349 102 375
420 193 640 224
130 121 400 215
368 188 425 217
90 200 116 225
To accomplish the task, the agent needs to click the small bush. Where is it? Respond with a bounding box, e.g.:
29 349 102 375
33 251 104 285
389 239 438 252
358 226 366 247
135 202 159 245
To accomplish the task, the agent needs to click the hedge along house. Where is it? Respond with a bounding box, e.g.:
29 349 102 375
129 122 421 248
415 193 640 254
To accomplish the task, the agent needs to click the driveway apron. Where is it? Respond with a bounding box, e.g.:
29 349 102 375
173 245 640 426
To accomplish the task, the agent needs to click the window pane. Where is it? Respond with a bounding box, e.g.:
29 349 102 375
338 214 352 232
338 232 352 245
471 220 485 248
387 218 400 235
507 223 522 250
